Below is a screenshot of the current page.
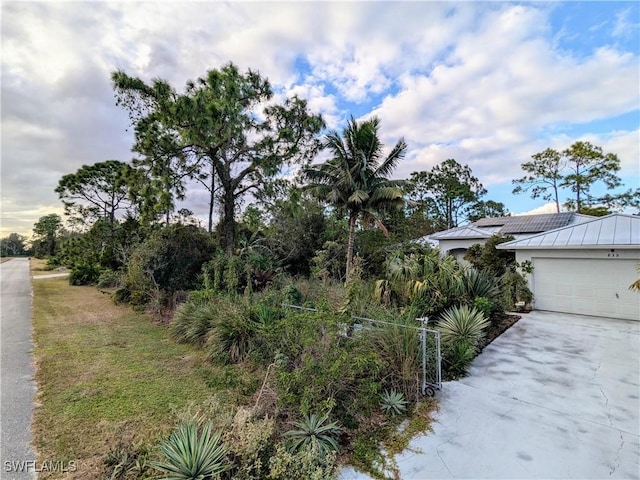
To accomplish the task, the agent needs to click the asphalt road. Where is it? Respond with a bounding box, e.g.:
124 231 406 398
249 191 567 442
1 258 36 480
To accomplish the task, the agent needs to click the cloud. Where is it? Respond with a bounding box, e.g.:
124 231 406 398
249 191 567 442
1 2 638 236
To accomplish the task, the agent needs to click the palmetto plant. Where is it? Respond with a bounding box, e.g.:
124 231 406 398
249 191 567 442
375 249 465 315
379 389 408 417
304 116 407 279
437 305 490 351
151 421 229 480
283 413 342 456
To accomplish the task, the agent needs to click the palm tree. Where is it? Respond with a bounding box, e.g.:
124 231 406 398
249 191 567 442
304 116 407 279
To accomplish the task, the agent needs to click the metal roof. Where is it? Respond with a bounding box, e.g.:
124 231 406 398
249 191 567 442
430 225 493 240
473 212 581 234
496 214 640 249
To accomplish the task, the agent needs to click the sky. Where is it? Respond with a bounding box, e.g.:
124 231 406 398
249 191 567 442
1 1 639 237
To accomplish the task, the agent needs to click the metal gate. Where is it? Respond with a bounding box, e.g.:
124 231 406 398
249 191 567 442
417 317 442 397
284 305 442 397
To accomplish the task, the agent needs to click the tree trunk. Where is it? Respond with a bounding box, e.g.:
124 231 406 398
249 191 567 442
208 163 215 233
345 213 357 280
553 184 560 213
223 189 235 256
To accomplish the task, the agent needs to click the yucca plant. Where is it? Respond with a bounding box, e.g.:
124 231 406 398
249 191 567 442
379 389 408 417
437 305 490 352
461 267 501 303
283 413 342 456
151 421 229 480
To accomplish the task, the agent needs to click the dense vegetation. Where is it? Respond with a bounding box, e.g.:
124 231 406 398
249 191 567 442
22 61 636 479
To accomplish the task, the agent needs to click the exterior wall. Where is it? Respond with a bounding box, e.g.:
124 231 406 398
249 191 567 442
437 238 487 256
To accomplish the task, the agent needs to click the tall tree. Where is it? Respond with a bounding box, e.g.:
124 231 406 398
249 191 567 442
512 148 564 213
408 159 486 230
304 116 407 278
112 63 324 252
467 200 509 222
0 233 28 257
32 214 63 257
561 141 621 213
56 160 133 226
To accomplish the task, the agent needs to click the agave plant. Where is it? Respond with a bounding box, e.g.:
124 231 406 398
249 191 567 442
379 389 408 417
437 304 490 351
151 421 229 480
283 413 342 456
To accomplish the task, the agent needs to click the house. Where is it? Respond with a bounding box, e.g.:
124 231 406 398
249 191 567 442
423 212 594 263
497 214 640 321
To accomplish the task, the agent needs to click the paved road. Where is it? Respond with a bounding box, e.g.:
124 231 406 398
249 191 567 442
341 311 640 479
1 258 36 480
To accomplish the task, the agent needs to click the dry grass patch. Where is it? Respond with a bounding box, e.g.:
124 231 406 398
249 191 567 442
32 277 257 479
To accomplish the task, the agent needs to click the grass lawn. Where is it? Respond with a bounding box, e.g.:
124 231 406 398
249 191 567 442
31 276 257 478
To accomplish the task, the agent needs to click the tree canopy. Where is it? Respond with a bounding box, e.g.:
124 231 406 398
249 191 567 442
407 159 487 230
112 63 324 253
513 141 631 214
56 160 133 225
33 214 63 257
304 116 407 278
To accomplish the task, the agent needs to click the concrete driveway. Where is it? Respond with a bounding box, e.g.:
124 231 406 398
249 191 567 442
341 311 640 479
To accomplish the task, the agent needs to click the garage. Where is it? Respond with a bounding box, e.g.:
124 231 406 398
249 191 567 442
498 214 640 321
533 257 638 320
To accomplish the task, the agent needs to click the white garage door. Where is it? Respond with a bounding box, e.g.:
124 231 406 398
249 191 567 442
533 258 640 321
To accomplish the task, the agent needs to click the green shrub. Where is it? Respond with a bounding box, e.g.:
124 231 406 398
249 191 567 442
267 444 337 480
472 296 494 321
284 285 304 306
223 407 276 480
437 305 490 352
379 389 408 417
283 413 342 456
206 298 260 364
173 301 216 346
103 441 150 479
501 268 534 310
121 224 215 305
151 421 229 480
69 263 101 285
187 289 217 304
97 269 121 288
368 317 422 401
442 338 476 379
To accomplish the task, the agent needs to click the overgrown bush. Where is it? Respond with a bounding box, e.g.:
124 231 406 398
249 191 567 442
119 224 215 306
97 269 121 288
267 444 337 480
206 299 261 364
223 407 276 480
69 263 102 285
367 316 423 401
501 267 534 310
173 301 216 346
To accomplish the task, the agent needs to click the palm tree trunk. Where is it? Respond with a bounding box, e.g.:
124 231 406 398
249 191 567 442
346 213 357 280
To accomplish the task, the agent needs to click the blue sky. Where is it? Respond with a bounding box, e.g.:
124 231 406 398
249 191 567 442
1 1 638 236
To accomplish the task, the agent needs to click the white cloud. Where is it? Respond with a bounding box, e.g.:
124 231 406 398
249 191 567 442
1 2 638 236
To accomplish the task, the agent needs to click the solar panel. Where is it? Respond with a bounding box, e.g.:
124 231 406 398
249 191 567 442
473 213 575 234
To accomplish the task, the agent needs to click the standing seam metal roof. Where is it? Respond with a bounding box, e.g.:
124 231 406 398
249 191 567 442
496 214 640 249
